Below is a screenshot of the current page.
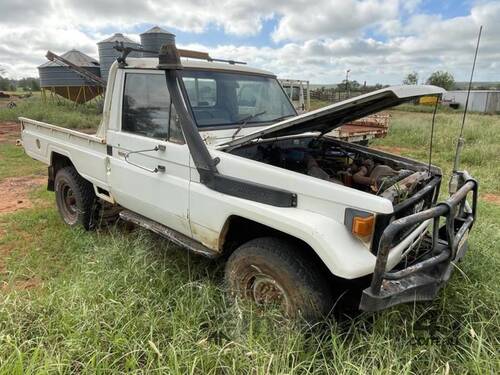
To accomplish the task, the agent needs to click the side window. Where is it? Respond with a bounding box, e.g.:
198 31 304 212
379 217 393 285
168 104 184 144
122 73 184 143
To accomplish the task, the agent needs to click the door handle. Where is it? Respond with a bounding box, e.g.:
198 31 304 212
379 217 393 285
120 145 167 174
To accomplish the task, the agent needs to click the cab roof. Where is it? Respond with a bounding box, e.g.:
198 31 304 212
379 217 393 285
124 57 275 77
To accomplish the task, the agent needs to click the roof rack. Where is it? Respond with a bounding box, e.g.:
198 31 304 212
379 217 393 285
113 42 246 67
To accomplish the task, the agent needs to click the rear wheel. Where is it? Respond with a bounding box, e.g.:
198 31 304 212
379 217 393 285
225 237 333 319
54 166 95 230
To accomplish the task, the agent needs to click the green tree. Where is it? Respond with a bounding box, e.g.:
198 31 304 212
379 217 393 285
18 77 40 91
426 71 455 90
340 79 361 90
403 72 418 85
0 76 11 91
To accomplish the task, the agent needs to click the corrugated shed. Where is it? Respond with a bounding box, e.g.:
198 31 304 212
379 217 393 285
443 90 500 113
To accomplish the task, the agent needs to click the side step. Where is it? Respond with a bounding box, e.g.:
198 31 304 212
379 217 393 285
119 210 219 258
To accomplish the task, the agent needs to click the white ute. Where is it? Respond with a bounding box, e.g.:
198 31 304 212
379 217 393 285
21 40 478 318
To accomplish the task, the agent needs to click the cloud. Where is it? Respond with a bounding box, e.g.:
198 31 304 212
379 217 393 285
0 0 499 84
271 0 399 42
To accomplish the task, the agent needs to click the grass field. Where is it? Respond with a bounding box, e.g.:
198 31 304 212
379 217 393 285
0 95 101 129
0 98 499 374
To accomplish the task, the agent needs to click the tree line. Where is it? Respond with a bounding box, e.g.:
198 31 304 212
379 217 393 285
0 76 40 92
403 71 455 90
0 68 40 92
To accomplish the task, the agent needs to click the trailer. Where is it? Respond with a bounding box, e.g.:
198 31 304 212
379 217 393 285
280 78 389 145
328 113 390 145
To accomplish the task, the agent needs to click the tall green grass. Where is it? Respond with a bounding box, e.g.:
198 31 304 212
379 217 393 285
0 97 101 129
373 111 500 194
0 104 499 373
0 199 498 374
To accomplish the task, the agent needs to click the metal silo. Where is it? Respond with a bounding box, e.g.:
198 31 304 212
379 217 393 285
38 49 103 103
98 33 141 81
140 26 175 57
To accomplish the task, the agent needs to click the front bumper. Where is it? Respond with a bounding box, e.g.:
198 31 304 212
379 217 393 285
360 171 478 312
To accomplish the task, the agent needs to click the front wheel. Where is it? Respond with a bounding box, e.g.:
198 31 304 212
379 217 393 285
54 166 95 230
225 237 333 319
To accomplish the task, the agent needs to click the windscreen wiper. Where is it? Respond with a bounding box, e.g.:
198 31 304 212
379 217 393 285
231 111 267 139
271 114 295 123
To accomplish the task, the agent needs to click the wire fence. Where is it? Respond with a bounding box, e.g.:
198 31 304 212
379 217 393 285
310 88 381 103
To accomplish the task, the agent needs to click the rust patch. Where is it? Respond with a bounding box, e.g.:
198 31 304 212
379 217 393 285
0 121 21 143
0 176 46 215
482 193 500 205
191 223 220 251
373 145 411 155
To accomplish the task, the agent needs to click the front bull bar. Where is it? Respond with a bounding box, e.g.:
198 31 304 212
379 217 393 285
360 171 478 312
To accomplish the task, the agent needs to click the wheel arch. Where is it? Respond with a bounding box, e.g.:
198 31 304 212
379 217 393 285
218 215 331 275
48 151 75 191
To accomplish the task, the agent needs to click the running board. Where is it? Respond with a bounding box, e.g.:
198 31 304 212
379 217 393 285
119 210 219 258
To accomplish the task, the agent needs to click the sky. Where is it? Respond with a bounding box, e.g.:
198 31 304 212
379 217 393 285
0 0 498 85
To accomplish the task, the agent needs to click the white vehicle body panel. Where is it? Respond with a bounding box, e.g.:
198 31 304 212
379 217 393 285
20 117 109 190
20 59 440 280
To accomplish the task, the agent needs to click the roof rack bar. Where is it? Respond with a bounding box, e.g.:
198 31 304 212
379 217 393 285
113 42 246 66
177 49 211 60
207 57 246 65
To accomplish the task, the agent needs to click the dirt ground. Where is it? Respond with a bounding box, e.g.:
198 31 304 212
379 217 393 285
0 121 46 215
372 145 411 155
0 175 47 215
0 121 21 143
482 193 500 205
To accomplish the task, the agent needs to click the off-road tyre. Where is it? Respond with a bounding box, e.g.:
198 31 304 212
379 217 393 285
95 201 122 227
225 237 333 320
54 166 95 230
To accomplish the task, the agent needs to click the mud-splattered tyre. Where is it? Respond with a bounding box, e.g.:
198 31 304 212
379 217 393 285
54 166 95 230
225 237 333 320
95 201 122 227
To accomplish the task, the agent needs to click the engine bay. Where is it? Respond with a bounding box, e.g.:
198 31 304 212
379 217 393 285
230 136 435 204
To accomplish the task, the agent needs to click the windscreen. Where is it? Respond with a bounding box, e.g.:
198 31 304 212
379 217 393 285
181 69 296 128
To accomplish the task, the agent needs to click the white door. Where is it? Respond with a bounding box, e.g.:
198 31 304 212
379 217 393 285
107 72 191 236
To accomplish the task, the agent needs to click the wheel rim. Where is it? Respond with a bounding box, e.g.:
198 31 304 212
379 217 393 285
245 272 291 312
60 182 78 222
